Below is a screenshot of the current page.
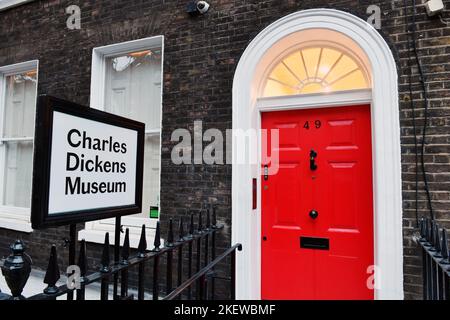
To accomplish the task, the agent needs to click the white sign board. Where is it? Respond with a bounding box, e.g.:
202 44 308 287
48 111 138 214
31 96 144 228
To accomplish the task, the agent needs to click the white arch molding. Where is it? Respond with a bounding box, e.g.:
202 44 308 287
231 9 403 300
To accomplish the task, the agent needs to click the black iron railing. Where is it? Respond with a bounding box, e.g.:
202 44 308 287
164 243 242 300
0 209 242 300
417 217 450 300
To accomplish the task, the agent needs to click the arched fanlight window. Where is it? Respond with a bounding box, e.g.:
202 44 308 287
263 46 370 97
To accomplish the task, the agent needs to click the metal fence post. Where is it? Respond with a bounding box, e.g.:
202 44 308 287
153 221 161 301
137 224 147 300
210 206 217 300
187 212 194 299
196 212 203 298
177 218 185 299
231 247 236 300
166 218 174 295
113 216 121 300
197 274 206 300
100 232 111 300
77 239 87 300
441 229 450 300
120 228 130 299
1 240 32 300
66 224 77 300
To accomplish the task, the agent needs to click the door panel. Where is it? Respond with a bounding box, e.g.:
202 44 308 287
261 105 374 300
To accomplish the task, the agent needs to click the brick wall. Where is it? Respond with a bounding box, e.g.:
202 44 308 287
0 0 449 300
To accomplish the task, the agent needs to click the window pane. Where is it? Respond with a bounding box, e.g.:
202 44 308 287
269 63 299 88
330 70 367 92
324 55 358 84
263 47 369 97
3 71 37 138
1 69 37 209
103 48 162 218
283 52 308 82
263 79 297 97
104 49 162 130
2 140 33 208
302 47 322 79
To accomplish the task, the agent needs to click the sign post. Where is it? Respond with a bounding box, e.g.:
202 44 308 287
31 95 145 229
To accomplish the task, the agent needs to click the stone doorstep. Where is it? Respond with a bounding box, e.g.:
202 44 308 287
0 269 152 300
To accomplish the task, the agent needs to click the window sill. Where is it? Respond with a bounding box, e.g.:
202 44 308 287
0 0 34 12
0 217 33 233
78 227 161 249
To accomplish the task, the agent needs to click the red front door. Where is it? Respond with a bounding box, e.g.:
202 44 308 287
261 105 374 300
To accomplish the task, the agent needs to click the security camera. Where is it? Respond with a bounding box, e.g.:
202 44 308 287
425 0 444 16
186 1 210 16
196 1 210 14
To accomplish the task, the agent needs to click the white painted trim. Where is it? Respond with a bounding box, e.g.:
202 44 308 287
0 60 38 233
0 205 30 216
0 60 39 74
0 217 32 233
257 89 372 111
232 9 403 300
89 35 164 110
0 137 34 142
82 36 164 243
0 0 33 12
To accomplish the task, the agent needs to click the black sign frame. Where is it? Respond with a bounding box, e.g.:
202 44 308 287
31 95 145 229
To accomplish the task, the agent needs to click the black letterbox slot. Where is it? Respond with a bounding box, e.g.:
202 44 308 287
300 236 329 250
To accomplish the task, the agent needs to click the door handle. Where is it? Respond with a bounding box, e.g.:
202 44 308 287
310 149 318 171
309 209 319 219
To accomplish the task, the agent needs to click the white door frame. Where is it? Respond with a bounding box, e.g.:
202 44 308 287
231 9 403 300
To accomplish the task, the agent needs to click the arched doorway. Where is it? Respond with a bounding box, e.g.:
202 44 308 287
232 9 403 300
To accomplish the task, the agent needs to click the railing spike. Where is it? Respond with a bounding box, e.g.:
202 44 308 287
206 209 211 230
178 217 185 241
78 239 87 280
430 220 436 247
43 245 60 294
428 219 434 244
121 228 130 265
138 224 147 257
441 229 449 261
198 211 203 233
434 223 441 254
212 205 217 228
419 217 426 238
100 232 110 273
167 218 174 246
154 221 161 251
189 212 195 237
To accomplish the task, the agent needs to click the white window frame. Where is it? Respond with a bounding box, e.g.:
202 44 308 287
0 60 39 233
79 36 164 247
0 0 34 11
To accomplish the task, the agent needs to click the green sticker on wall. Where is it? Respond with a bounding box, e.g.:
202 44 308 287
150 206 159 219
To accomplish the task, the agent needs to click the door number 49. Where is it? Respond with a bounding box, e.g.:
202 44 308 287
303 120 322 130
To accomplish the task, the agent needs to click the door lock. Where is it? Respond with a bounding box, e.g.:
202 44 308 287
309 210 319 220
264 165 269 180
310 150 318 171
